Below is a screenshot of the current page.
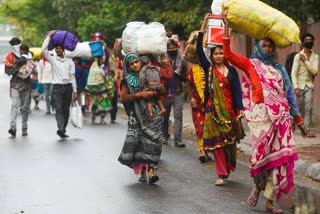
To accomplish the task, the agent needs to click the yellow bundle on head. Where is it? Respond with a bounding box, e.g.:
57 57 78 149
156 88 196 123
222 0 301 47
29 47 42 60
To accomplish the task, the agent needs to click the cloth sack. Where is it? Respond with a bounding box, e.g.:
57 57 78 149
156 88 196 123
29 47 42 60
222 0 300 47
48 30 79 51
70 101 83 128
65 42 92 59
211 0 229 14
183 31 200 64
122 22 167 54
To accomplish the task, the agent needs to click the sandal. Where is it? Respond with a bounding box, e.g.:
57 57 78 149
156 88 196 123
198 154 207 163
138 175 147 183
139 168 147 183
246 190 260 207
265 206 283 214
149 175 159 184
304 131 316 138
215 178 224 186
205 152 213 161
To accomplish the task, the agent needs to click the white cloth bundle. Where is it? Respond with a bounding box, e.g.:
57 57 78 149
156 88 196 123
122 22 167 55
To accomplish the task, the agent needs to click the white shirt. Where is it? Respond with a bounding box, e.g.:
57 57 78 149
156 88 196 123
37 59 53 84
41 37 77 92
291 49 319 89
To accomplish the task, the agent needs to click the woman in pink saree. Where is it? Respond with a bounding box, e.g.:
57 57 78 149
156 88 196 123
222 14 309 213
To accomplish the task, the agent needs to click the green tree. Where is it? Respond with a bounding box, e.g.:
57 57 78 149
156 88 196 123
1 0 320 47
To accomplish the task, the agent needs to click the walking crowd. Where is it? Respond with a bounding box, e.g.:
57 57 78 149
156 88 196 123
2 2 320 213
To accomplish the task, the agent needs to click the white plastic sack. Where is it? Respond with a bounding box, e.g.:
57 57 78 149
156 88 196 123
65 42 92 59
211 0 229 14
70 101 83 128
122 22 167 55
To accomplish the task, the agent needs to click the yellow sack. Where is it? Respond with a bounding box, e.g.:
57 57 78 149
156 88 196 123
29 47 42 60
222 0 301 47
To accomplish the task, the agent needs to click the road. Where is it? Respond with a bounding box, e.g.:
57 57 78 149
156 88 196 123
0 74 319 214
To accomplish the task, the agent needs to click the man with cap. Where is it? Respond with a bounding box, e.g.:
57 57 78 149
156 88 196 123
42 31 77 138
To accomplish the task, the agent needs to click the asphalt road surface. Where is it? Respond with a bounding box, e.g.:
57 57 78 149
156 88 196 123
0 74 318 214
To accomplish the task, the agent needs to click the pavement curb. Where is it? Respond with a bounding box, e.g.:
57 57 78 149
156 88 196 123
179 122 320 183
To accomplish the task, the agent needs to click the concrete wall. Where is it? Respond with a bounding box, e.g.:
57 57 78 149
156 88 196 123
228 23 320 124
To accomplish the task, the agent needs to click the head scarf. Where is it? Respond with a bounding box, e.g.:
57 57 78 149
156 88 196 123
122 52 141 87
250 38 276 64
12 44 21 58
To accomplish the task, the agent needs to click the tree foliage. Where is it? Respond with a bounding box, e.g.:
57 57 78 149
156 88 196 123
1 0 320 47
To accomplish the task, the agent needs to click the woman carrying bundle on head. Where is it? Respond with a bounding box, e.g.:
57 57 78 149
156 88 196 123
118 52 166 184
196 14 245 187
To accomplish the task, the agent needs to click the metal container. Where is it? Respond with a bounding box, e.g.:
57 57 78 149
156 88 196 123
80 93 86 106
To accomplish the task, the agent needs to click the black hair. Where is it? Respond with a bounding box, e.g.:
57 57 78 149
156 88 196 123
20 44 29 52
209 45 227 65
210 45 223 59
9 37 21 46
108 70 115 76
301 33 315 42
140 55 151 66
55 45 64 50
165 25 173 31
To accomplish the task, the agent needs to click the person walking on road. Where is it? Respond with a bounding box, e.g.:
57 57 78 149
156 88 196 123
118 52 165 184
291 33 319 134
41 31 77 138
85 56 114 124
196 16 245 186
222 14 309 213
4 40 36 137
186 65 211 163
108 70 119 123
162 39 188 147
38 56 53 114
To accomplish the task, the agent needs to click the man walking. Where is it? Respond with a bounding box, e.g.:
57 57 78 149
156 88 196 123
38 56 53 114
4 39 35 137
162 39 187 147
42 31 77 138
291 33 319 134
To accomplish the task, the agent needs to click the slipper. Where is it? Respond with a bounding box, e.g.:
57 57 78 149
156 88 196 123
138 175 147 183
265 206 283 214
304 131 316 138
246 191 260 207
215 178 224 186
198 155 207 163
149 175 159 184
205 153 213 161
